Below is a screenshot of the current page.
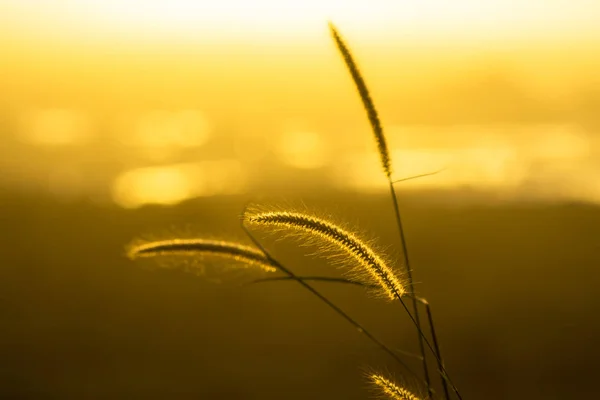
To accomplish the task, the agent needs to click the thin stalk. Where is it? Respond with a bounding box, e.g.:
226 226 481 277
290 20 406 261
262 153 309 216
389 180 435 399
415 296 451 400
249 276 368 287
393 170 450 398
240 222 425 385
328 21 434 396
392 169 444 184
252 275 457 398
392 285 461 400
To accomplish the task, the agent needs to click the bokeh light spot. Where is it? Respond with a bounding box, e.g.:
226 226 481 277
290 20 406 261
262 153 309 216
535 125 590 160
19 108 92 146
112 165 194 208
134 109 210 147
116 109 211 161
111 160 246 208
277 130 326 169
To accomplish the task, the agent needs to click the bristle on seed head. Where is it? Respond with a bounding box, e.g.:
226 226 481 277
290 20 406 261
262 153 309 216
244 209 406 300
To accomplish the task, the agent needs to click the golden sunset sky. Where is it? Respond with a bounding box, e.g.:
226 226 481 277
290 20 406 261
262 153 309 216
2 1 599 43
1 1 599 207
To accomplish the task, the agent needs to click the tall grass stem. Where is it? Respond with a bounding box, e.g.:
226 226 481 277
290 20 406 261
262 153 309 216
388 181 435 398
415 297 451 400
328 20 434 397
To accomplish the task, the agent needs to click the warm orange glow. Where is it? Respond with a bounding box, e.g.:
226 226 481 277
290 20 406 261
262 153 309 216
112 165 194 208
3 0 599 45
277 130 327 169
1 1 599 205
333 123 594 194
18 109 92 146
533 125 590 160
111 160 246 208
115 109 211 161
133 110 210 147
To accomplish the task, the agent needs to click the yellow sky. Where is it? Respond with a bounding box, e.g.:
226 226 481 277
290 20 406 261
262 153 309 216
2 0 599 45
1 1 599 207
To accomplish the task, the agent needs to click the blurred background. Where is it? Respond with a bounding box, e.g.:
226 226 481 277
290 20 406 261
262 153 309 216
1 1 599 398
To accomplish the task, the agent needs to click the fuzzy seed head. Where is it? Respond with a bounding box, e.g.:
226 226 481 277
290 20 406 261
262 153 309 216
328 21 392 178
127 238 277 273
370 374 421 400
244 210 406 300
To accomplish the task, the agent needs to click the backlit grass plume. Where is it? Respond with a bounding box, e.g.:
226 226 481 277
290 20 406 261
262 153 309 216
328 22 391 177
127 238 277 273
244 209 406 300
369 373 421 400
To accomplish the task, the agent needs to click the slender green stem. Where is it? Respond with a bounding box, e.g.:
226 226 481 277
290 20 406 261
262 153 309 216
240 221 425 385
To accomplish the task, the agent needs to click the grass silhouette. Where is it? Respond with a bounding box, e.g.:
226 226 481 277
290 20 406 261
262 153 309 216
327 22 458 400
126 22 463 399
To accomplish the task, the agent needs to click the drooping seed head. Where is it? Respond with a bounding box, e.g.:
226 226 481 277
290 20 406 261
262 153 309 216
370 373 421 400
244 209 406 300
127 238 277 273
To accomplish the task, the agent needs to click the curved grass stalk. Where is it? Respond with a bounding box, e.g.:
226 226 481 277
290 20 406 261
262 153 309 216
244 210 406 300
127 238 277 273
239 218 426 385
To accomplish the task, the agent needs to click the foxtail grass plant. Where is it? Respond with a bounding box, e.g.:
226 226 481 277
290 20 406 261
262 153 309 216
328 22 459 400
243 207 460 398
328 26 431 390
125 21 463 400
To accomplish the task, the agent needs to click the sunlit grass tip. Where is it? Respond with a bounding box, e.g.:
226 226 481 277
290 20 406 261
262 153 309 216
243 208 406 300
328 21 392 178
369 373 421 400
127 238 277 273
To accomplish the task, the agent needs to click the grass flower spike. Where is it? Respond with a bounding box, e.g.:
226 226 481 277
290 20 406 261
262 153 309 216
370 373 421 400
127 238 277 273
244 209 406 300
329 22 392 177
